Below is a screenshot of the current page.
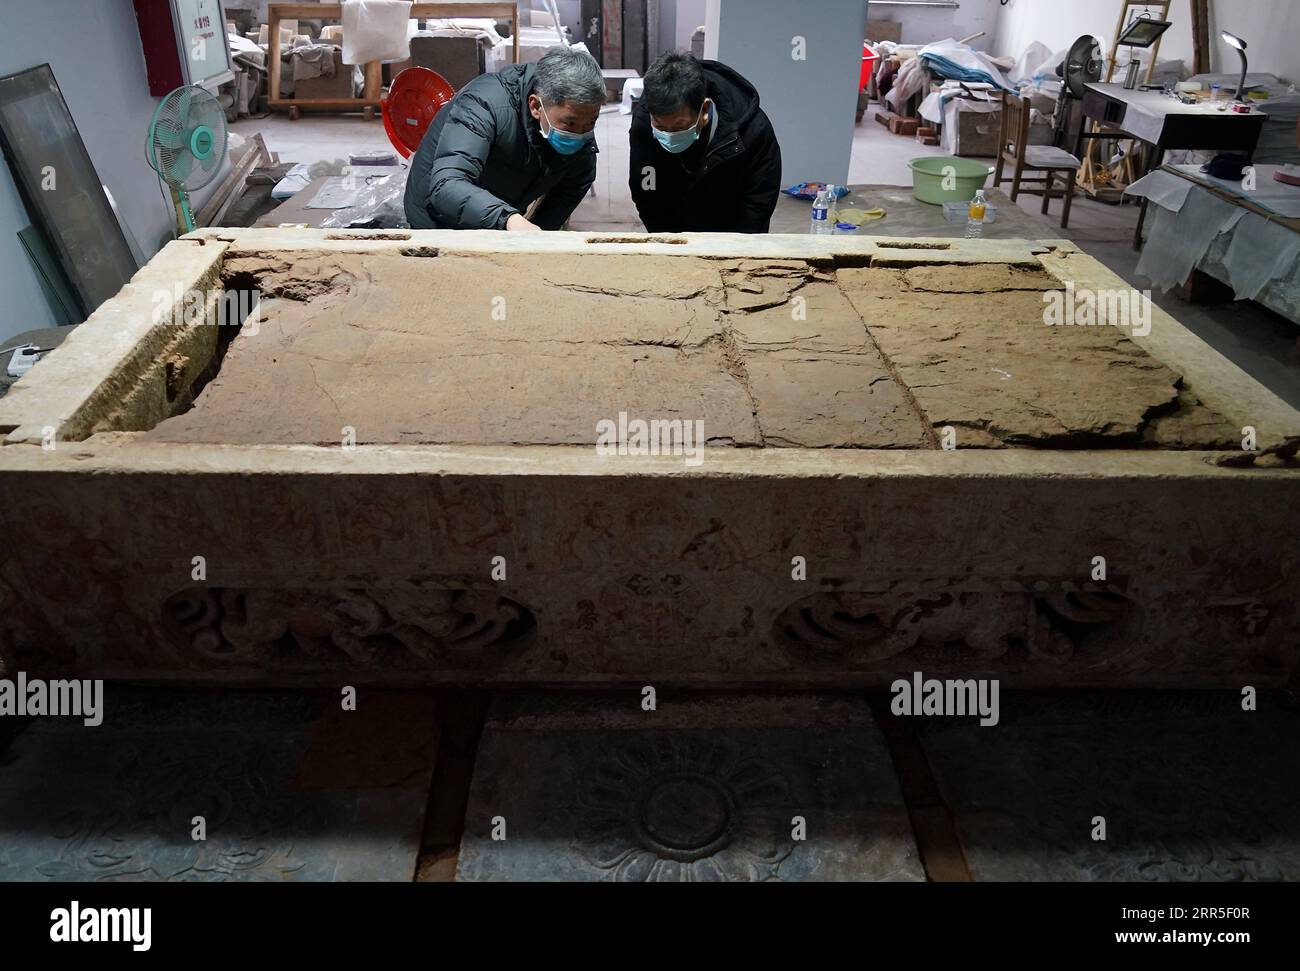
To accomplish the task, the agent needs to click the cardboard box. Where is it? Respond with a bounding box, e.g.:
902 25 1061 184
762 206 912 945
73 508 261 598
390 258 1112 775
291 50 354 100
945 101 1001 157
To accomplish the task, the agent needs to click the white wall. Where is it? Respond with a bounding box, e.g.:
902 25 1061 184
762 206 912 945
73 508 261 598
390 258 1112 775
0 0 198 342
675 0 708 52
868 0 1003 51
705 0 867 185
992 0 1298 82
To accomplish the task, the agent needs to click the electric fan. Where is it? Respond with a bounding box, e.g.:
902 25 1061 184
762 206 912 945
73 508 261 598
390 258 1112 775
1053 35 1103 144
146 85 229 235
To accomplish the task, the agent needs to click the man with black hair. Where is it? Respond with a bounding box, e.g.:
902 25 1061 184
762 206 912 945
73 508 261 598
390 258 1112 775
629 52 781 233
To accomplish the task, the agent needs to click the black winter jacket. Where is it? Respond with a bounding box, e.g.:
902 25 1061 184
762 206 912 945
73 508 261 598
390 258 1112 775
628 61 781 233
404 64 598 230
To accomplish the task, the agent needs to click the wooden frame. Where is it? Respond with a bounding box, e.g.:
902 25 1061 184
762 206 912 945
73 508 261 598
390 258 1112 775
267 2 520 118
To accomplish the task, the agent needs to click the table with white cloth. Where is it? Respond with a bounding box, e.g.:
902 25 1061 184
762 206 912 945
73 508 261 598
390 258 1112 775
619 77 644 114
1125 163 1300 325
1073 83 1268 247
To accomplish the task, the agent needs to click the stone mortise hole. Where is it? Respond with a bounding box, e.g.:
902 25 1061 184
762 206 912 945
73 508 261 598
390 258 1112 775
876 241 952 250
585 235 688 245
323 231 412 240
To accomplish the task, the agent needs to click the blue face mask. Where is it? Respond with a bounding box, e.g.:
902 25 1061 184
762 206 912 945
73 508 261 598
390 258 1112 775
652 103 707 154
539 101 592 155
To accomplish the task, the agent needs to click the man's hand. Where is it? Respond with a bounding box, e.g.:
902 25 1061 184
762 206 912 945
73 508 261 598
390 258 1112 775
506 213 541 232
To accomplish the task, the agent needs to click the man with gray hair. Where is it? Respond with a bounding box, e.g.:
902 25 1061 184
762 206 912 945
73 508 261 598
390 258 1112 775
404 47 605 230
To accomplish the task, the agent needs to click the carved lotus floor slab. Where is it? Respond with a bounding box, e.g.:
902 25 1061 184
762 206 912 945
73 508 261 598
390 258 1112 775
455 694 925 882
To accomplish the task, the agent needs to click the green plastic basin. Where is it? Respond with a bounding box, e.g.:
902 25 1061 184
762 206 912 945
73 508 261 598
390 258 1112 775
908 156 994 205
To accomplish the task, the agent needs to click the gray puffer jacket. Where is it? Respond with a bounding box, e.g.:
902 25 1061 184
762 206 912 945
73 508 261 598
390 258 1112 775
403 63 598 230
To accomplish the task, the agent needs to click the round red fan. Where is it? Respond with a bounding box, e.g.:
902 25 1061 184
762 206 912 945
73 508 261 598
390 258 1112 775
382 67 455 158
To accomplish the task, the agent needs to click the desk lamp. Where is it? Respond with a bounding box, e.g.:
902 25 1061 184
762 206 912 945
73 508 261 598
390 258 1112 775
1221 31 1249 103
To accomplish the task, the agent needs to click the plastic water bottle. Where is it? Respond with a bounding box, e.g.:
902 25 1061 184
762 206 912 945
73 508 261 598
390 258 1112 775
811 185 835 235
965 190 987 239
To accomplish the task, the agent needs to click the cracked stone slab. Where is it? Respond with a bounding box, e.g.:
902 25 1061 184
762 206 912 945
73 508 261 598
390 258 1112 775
837 265 1237 447
149 252 760 446
0 687 437 881
719 259 828 312
455 693 924 882
901 263 1061 294
919 691 1300 881
726 277 932 447
745 352 930 447
142 251 1243 450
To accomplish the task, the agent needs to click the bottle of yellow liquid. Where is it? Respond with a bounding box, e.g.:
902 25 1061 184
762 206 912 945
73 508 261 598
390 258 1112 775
965 190 987 239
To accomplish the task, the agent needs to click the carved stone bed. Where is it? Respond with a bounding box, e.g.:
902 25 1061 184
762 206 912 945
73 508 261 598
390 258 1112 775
0 229 1295 688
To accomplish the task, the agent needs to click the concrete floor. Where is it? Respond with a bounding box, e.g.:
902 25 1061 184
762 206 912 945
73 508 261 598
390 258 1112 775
231 107 1300 410
231 111 395 165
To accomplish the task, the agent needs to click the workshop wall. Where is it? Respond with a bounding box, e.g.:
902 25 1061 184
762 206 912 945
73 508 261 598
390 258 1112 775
705 0 867 185
867 0 1004 51
671 0 708 52
0 0 211 342
992 0 1299 83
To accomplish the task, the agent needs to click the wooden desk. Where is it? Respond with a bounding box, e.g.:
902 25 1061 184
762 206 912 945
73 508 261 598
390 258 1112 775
1073 82 1266 248
268 3 520 119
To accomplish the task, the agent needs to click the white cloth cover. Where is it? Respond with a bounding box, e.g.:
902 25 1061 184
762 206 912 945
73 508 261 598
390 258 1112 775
917 37 1013 90
885 56 929 113
1008 41 1054 86
1024 145 1081 168
1127 168 1300 300
919 81 995 124
341 0 412 65
620 77 645 114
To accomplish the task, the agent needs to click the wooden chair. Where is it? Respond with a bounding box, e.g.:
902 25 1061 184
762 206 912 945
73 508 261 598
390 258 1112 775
992 91 1080 228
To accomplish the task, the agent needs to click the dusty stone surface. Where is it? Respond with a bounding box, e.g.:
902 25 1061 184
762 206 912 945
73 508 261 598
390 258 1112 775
146 251 931 449
456 693 925 882
144 251 1232 449
719 270 931 448
836 264 1236 447
150 252 763 446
